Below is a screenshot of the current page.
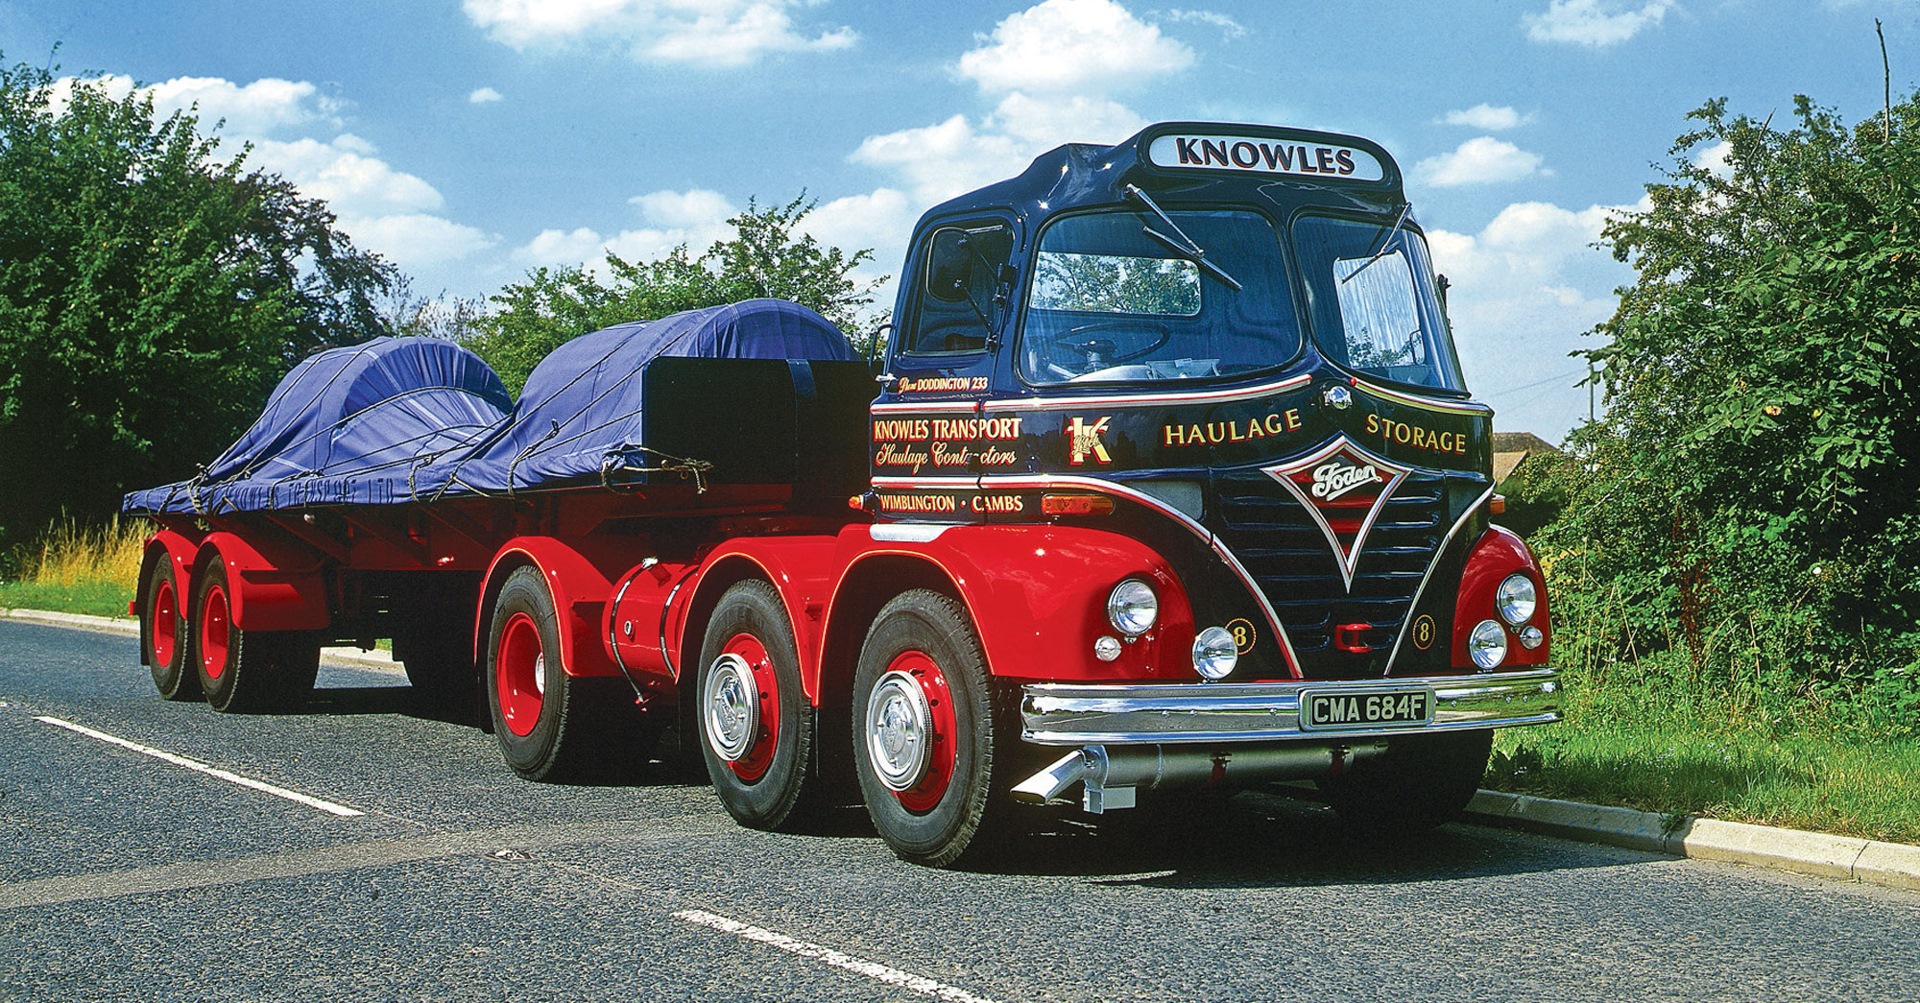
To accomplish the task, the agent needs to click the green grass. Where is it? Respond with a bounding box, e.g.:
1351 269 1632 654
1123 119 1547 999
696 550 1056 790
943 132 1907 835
1485 676 1920 846
0 579 135 618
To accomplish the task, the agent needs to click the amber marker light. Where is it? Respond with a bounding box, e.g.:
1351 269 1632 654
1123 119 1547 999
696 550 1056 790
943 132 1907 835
1489 494 1507 515
1041 493 1115 516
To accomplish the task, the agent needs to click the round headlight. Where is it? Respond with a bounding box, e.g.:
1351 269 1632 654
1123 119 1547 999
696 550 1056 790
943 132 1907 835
1192 626 1238 680
1107 579 1159 637
1496 574 1537 626
1468 619 1508 670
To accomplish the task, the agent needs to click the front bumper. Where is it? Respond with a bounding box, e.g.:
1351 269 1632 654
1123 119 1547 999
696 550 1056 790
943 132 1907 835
1020 667 1560 746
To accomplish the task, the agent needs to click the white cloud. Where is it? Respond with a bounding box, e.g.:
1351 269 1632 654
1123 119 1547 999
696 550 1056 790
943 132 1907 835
249 136 445 217
1156 9 1247 39
342 214 495 267
50 73 339 136
1439 103 1530 131
469 86 505 104
851 114 1025 206
1427 200 1640 439
1523 0 1672 48
462 0 856 68
1416 136 1549 187
803 187 919 314
957 0 1192 95
514 187 741 269
1694 139 1734 178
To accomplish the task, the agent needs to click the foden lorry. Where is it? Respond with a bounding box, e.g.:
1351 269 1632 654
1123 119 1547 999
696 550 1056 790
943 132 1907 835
127 122 1561 866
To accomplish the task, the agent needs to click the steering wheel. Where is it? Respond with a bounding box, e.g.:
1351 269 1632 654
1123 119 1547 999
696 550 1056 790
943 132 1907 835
1045 321 1171 378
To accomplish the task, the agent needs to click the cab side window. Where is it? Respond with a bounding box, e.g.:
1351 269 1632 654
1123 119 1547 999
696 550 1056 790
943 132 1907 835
900 221 1015 356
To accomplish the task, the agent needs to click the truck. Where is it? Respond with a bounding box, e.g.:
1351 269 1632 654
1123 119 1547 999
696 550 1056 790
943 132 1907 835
125 122 1561 867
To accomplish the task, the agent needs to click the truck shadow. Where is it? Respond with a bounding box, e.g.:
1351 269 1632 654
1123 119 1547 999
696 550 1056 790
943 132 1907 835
947 788 1659 887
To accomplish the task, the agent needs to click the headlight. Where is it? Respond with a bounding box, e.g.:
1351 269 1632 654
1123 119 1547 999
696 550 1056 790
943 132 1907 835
1468 619 1508 669
1519 625 1545 650
1192 626 1238 680
1107 579 1159 636
1496 574 1536 626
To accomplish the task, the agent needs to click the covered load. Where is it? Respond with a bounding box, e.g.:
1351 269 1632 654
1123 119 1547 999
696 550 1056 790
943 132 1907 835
125 299 867 515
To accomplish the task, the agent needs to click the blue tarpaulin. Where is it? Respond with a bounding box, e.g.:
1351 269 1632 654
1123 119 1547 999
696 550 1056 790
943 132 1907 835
125 299 856 514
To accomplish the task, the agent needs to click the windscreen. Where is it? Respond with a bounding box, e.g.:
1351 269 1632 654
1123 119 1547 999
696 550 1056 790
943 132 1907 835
1290 215 1464 391
1018 209 1300 385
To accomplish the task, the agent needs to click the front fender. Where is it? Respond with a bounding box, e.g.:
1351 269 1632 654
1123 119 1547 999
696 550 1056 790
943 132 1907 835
828 523 1196 684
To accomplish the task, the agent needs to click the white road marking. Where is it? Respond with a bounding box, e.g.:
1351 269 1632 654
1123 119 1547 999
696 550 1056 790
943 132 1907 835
673 908 998 1003
33 716 365 818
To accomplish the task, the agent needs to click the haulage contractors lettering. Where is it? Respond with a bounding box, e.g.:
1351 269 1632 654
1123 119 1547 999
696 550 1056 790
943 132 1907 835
873 416 1024 474
1364 414 1469 455
1163 410 1302 447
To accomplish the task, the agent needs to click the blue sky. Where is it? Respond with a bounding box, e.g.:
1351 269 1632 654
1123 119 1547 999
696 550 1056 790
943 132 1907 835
4 0 1915 439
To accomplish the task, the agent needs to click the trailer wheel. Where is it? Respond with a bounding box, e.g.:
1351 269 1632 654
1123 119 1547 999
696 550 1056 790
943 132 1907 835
696 580 819 830
1322 729 1493 835
193 557 319 713
851 590 997 868
144 560 199 701
487 565 637 781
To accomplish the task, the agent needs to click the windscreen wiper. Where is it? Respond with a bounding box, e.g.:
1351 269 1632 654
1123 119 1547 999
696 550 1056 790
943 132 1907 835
1339 201 1413 285
1124 184 1243 291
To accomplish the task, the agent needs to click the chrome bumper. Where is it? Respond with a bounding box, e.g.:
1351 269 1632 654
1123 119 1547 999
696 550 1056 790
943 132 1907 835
1019 667 1561 746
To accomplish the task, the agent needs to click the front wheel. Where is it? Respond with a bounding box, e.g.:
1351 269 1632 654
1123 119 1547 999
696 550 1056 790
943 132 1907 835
1322 730 1493 835
851 590 998 868
696 580 819 830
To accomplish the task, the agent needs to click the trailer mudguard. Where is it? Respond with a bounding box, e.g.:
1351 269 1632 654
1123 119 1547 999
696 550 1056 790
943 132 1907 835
195 531 330 632
480 536 654 679
825 522 1197 687
676 535 843 700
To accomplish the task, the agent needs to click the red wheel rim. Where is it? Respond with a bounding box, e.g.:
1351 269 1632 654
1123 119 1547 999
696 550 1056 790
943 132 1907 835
871 650 957 813
496 612 545 738
716 633 779 782
199 584 230 681
152 577 179 667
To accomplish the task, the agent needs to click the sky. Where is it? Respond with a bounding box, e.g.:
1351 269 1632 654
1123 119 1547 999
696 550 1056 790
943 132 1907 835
3 0 1916 441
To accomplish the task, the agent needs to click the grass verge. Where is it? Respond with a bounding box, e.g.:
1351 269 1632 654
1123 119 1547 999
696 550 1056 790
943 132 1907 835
1484 677 1920 846
0 516 143 618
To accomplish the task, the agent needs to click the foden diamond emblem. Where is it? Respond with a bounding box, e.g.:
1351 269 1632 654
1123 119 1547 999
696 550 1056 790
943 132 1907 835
1263 435 1411 591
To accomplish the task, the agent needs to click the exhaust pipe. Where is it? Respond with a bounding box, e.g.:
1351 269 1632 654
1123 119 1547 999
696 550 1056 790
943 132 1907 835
1012 742 1389 813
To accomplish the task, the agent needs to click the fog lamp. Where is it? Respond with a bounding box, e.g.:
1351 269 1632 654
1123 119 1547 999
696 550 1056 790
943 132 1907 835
1519 625 1545 650
1192 626 1238 680
1093 635 1122 662
1468 619 1508 670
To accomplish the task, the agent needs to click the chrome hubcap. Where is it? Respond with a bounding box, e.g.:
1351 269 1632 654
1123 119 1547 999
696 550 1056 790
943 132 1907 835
866 670 932 792
703 653 760 763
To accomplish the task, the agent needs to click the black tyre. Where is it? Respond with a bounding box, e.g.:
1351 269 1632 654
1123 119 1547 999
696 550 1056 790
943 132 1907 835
851 590 999 868
143 559 199 701
485 566 643 781
193 557 319 713
1323 729 1493 835
696 579 820 830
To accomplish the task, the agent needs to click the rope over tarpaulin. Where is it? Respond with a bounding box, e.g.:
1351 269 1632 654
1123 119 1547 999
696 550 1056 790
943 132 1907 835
123 299 856 515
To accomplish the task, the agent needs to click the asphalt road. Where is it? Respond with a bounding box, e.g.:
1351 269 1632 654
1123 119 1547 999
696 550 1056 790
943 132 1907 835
3 619 1918 1003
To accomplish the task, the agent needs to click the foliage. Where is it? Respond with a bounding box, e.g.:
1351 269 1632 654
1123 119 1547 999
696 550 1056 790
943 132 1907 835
0 514 144 617
467 194 884 393
1525 91 1920 739
0 56 397 546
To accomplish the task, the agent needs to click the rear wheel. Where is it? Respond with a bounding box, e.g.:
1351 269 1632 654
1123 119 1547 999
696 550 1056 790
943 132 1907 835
143 560 198 701
194 557 318 713
851 590 998 868
696 580 819 830
485 566 646 781
1323 730 1493 835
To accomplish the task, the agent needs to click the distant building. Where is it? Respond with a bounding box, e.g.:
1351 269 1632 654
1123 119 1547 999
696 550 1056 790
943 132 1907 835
1491 432 1560 485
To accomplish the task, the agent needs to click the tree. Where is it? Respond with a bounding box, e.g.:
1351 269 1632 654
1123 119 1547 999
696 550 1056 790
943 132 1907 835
468 194 884 392
0 57 397 546
1543 92 1920 688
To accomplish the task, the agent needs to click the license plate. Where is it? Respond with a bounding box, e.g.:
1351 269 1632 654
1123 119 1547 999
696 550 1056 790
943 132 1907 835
1300 686 1434 731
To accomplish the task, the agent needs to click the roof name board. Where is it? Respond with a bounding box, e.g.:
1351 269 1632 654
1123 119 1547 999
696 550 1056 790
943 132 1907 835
1146 133 1386 182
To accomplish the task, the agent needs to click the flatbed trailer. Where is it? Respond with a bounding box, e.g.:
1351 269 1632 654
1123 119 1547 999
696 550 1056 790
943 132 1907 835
129 122 1560 866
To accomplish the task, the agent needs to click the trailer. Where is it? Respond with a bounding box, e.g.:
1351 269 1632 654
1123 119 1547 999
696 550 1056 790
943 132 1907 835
127 122 1561 866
